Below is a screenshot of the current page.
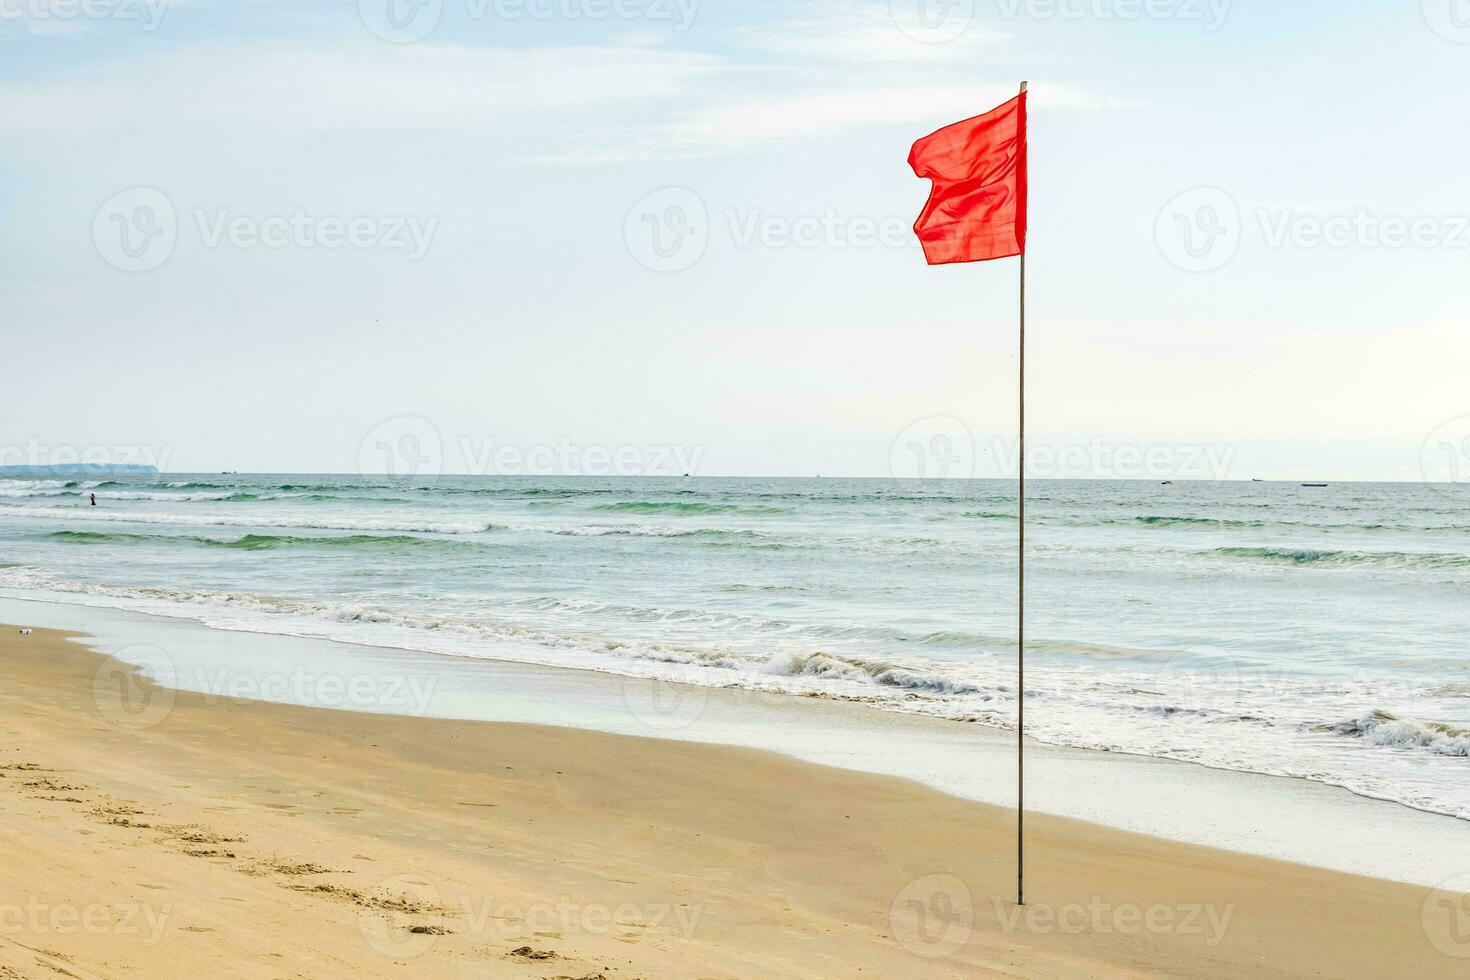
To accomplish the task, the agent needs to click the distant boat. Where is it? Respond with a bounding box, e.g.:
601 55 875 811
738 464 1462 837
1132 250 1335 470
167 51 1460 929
1160 480 1174 486
1301 483 1328 488
1251 478 1264 483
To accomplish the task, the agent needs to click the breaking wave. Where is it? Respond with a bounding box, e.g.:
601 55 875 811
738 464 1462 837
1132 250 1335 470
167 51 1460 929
1213 546 1470 569
0 505 492 536
1321 710 1470 757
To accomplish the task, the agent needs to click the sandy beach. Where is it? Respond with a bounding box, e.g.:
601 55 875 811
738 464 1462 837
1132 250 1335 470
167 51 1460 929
0 624 1462 979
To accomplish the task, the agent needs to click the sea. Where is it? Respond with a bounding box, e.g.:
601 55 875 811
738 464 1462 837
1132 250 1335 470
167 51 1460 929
0 474 1466 820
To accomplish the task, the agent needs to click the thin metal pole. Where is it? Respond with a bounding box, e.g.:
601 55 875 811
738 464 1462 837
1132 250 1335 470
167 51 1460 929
1016 78 1028 909
1017 246 1026 908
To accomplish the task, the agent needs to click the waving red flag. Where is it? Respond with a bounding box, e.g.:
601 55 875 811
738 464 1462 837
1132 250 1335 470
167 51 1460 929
908 91 1028 265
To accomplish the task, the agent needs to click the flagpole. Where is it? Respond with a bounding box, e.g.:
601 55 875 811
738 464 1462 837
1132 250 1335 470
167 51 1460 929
1016 78 1028 910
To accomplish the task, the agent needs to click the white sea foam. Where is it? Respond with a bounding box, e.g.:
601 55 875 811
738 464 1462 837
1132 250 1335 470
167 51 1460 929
0 504 491 535
0 480 72 498
1 474 1468 823
1326 710 1470 757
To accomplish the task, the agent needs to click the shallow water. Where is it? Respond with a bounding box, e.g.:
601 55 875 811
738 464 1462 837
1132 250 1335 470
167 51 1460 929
1 474 1466 818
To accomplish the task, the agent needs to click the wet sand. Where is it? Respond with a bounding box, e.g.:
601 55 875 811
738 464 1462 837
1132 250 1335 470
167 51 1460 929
0 625 1464 978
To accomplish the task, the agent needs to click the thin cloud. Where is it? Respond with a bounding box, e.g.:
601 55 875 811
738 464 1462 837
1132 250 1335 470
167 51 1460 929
537 82 1128 163
0 41 735 135
733 0 1009 61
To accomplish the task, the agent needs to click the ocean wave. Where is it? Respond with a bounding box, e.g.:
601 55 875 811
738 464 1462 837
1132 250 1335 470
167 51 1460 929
44 530 469 552
90 490 254 502
1212 546 1470 569
0 504 492 536
0 481 254 502
510 523 792 548
0 566 994 699
2 564 1467 820
1135 515 1266 528
1321 710 1470 757
0 479 73 498
592 501 792 516
762 650 989 695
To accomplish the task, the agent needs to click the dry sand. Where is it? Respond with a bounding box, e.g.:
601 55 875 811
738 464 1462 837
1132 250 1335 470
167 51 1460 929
0 625 1464 979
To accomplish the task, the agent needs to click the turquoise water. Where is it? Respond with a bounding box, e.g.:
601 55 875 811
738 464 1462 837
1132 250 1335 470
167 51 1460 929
1 474 1467 817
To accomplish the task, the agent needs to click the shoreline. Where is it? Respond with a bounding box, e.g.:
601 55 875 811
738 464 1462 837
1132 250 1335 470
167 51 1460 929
2 620 1468 977
6 505 1468 831
1 593 1467 888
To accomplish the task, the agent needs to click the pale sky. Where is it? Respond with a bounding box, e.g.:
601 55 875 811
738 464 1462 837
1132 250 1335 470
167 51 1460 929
3 0 1468 481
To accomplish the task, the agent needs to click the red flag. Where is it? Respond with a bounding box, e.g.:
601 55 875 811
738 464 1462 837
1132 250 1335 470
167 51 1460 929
908 91 1027 265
